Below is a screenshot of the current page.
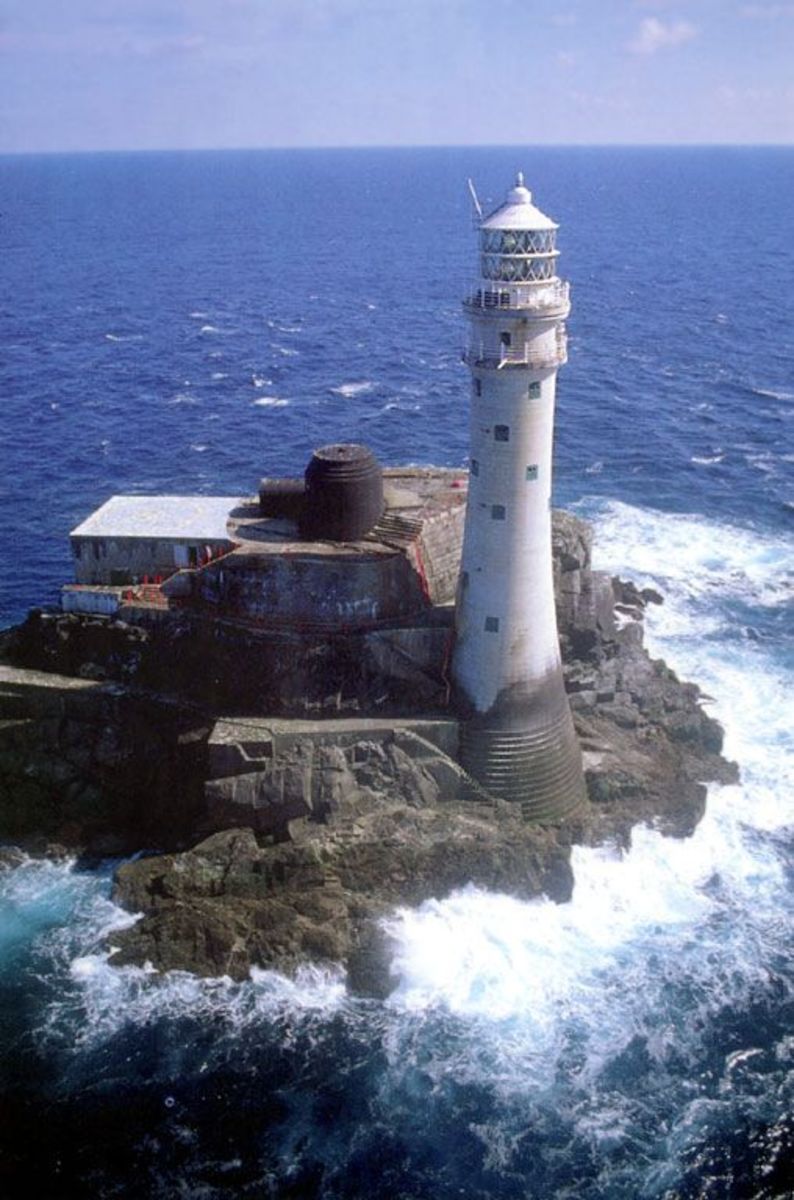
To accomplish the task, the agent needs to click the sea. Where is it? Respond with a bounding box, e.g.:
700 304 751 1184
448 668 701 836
1 146 793 1199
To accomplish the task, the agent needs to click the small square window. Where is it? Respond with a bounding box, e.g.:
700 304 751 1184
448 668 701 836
484 616 500 632
528 382 541 399
525 465 538 481
494 424 510 442
470 458 479 476
474 379 482 397
491 504 506 520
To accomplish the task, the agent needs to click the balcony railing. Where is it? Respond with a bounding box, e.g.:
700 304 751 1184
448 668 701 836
463 280 570 316
463 330 568 371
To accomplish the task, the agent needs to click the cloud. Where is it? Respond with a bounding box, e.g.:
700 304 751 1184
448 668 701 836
627 16 698 54
556 50 578 68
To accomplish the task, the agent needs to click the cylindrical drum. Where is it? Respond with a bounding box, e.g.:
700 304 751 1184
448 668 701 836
300 443 384 541
258 478 306 520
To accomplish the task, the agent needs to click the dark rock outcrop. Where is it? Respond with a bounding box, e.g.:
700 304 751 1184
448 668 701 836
0 508 737 994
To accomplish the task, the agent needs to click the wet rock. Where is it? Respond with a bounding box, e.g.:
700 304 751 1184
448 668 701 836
1 506 737 993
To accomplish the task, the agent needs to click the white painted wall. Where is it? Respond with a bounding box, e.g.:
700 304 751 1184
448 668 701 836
454 363 562 712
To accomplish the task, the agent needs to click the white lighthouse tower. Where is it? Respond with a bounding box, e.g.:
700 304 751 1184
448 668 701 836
453 174 586 822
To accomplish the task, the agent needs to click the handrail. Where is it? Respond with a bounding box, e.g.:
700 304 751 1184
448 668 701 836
463 331 568 370
463 280 570 313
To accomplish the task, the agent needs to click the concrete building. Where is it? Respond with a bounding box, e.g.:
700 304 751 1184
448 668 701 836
452 174 587 820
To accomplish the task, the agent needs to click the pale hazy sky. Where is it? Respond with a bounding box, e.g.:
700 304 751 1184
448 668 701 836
1 0 792 152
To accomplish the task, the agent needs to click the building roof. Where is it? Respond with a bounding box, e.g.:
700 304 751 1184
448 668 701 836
481 173 558 232
70 495 243 541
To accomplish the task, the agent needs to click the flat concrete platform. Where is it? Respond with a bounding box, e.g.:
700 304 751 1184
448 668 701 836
226 467 468 559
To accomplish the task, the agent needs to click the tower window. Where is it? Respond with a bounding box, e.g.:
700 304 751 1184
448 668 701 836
484 616 500 632
500 331 511 347
494 424 510 442
470 458 479 476
491 504 506 520
526 465 539 481
474 379 482 397
528 382 541 399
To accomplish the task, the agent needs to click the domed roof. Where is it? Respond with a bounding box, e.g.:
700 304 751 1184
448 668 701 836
481 172 558 232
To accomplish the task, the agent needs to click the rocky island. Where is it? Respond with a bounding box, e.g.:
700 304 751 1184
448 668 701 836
0 474 735 998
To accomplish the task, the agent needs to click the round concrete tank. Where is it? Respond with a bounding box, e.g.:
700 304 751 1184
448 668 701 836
258 478 306 520
300 443 384 541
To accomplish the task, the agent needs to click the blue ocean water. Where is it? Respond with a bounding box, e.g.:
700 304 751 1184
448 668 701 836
1 147 793 1198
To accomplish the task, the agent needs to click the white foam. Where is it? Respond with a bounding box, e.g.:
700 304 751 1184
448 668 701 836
6 500 792 1188
379 501 794 1128
200 324 219 334
274 345 299 357
587 498 794 614
53 953 347 1047
253 397 289 408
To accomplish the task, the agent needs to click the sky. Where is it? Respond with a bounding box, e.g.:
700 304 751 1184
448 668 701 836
1 0 792 152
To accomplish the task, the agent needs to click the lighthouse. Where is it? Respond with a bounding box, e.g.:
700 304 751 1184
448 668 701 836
453 174 587 822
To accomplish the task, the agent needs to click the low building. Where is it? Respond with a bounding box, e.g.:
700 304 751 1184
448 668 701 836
69 494 241 585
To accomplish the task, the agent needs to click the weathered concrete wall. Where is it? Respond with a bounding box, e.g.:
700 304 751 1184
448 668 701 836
197 550 429 628
62 587 122 616
415 505 466 604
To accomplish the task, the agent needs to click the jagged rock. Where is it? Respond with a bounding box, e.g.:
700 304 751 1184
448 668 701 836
1 507 738 994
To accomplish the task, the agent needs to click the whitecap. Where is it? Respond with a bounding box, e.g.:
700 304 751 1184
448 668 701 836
200 324 220 334
331 381 374 398
752 387 794 401
585 461 604 474
251 375 273 389
690 453 724 465
189 443 209 452
210 371 228 381
274 345 299 357
746 452 777 474
189 310 209 319
104 333 142 343
167 393 199 406
266 319 303 333
252 397 289 408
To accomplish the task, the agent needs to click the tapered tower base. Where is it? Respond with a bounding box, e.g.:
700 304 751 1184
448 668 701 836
459 674 586 822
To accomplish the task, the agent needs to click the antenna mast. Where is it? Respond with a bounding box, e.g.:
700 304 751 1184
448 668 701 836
467 178 483 222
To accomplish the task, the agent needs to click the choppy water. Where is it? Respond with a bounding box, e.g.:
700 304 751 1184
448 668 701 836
1 147 793 1197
